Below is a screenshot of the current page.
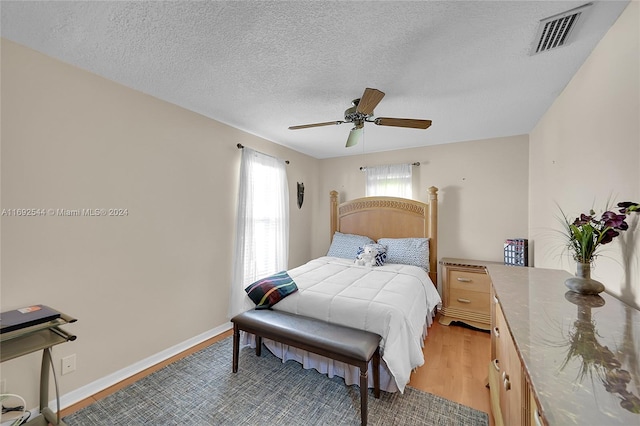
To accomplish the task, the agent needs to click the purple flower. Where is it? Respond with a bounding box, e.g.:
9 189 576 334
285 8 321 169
600 228 620 245
601 211 628 230
618 202 640 214
573 213 593 226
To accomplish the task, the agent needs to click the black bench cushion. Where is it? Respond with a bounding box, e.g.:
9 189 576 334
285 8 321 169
232 309 380 362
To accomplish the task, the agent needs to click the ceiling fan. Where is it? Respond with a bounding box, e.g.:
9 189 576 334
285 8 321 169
288 88 432 147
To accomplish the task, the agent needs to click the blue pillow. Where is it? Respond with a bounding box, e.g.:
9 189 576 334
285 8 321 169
244 271 298 309
327 232 375 259
356 243 388 266
377 238 430 271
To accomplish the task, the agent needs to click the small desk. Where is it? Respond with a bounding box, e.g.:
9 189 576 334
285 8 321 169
1 309 77 426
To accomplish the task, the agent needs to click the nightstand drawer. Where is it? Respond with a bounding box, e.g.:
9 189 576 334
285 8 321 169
449 270 491 293
449 288 490 312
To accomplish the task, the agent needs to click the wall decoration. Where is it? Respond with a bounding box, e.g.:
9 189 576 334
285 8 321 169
297 182 304 209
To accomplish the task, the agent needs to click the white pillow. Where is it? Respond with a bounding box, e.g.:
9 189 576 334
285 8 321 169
377 237 430 271
327 232 375 259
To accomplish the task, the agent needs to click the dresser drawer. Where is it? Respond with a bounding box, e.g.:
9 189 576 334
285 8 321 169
449 270 491 293
449 287 491 312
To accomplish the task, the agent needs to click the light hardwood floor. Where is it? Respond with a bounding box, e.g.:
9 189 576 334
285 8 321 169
409 313 492 418
62 314 493 422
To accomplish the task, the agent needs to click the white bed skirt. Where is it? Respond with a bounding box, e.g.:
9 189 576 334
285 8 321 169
240 308 436 393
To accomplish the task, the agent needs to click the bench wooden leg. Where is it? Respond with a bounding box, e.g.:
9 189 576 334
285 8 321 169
360 366 368 426
373 347 380 399
232 324 239 373
255 336 262 357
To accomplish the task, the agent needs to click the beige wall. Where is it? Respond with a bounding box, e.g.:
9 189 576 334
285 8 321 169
314 135 530 280
0 39 319 408
529 1 639 308
3 0 635 410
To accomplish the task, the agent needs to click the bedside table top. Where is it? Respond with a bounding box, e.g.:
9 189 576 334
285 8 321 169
439 258 502 268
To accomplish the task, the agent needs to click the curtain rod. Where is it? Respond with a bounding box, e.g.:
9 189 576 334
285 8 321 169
359 162 420 171
237 143 289 164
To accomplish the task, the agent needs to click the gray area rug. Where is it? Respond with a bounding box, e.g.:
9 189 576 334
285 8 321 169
64 336 488 425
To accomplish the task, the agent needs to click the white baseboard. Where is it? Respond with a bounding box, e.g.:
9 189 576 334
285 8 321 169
49 323 232 412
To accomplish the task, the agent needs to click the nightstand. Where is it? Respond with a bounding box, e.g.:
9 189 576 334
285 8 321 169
439 258 498 331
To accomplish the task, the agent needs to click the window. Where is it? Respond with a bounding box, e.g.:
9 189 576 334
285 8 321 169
365 164 412 198
230 148 289 316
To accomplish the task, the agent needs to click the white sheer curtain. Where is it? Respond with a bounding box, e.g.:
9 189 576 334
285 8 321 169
230 148 289 317
365 163 412 198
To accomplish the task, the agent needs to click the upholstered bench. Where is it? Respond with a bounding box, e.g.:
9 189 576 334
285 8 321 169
231 309 381 426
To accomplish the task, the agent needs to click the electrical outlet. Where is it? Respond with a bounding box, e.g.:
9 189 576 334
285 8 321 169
61 354 76 375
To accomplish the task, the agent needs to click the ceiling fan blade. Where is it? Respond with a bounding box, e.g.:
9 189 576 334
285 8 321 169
356 88 385 115
345 127 363 147
288 120 345 130
374 117 432 129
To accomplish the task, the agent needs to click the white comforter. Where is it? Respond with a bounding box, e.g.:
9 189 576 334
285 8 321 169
268 256 441 392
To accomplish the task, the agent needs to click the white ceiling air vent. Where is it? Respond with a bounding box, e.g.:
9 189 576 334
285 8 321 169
531 2 593 55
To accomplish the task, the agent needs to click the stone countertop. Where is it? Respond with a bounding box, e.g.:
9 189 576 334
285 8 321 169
486 264 640 425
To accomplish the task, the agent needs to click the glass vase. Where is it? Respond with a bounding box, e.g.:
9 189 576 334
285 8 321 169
565 262 605 295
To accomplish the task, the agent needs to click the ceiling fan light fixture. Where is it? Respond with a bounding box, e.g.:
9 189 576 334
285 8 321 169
345 127 363 148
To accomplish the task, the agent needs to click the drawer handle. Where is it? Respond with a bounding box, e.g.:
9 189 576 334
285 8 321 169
503 377 511 391
502 372 511 391
492 359 500 372
457 277 472 282
493 327 500 338
457 298 471 304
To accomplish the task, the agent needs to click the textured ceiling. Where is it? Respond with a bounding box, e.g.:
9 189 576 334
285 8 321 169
1 1 630 159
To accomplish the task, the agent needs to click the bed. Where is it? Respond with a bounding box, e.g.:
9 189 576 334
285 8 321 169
242 187 441 393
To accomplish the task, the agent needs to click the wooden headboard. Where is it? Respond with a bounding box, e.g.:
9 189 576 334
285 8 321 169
329 187 438 284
